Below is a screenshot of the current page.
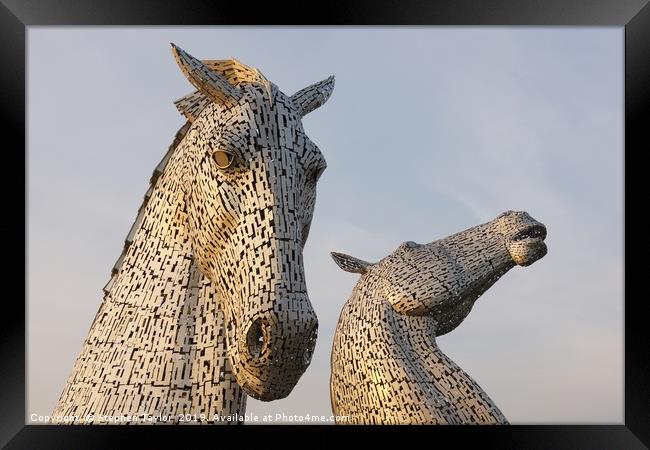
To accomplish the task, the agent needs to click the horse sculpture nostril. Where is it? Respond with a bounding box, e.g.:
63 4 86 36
245 318 269 361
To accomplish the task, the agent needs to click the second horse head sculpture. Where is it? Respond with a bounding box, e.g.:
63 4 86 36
330 211 547 424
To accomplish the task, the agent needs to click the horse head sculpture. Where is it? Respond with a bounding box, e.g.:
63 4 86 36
329 211 547 423
53 45 335 424
171 45 333 400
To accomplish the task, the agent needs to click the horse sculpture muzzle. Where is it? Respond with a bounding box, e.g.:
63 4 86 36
238 300 318 400
501 211 548 266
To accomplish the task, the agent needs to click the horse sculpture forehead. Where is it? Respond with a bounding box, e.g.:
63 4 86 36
176 61 328 171
194 86 304 138
183 83 327 196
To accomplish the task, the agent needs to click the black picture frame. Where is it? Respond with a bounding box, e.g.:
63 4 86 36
3 0 647 447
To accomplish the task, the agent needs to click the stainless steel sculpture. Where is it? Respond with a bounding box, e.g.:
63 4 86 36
52 45 334 424
329 211 547 424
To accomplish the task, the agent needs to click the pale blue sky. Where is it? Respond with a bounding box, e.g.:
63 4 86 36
27 27 623 423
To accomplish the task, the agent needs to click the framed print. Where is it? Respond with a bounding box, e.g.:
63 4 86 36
3 0 648 447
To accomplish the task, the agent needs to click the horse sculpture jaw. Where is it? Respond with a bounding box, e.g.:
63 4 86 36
201 228 321 400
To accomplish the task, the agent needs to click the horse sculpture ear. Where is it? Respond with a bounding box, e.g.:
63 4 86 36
171 43 242 105
290 75 335 117
330 252 373 274
173 90 212 122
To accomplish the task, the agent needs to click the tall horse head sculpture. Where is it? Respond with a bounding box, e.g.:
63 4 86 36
171 45 332 399
52 45 334 423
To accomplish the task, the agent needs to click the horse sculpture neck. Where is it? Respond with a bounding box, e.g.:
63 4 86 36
52 124 246 424
331 281 508 425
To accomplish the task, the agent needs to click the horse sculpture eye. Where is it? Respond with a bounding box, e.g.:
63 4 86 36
213 150 235 169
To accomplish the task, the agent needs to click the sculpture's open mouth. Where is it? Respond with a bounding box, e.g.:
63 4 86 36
507 223 547 266
511 224 547 243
